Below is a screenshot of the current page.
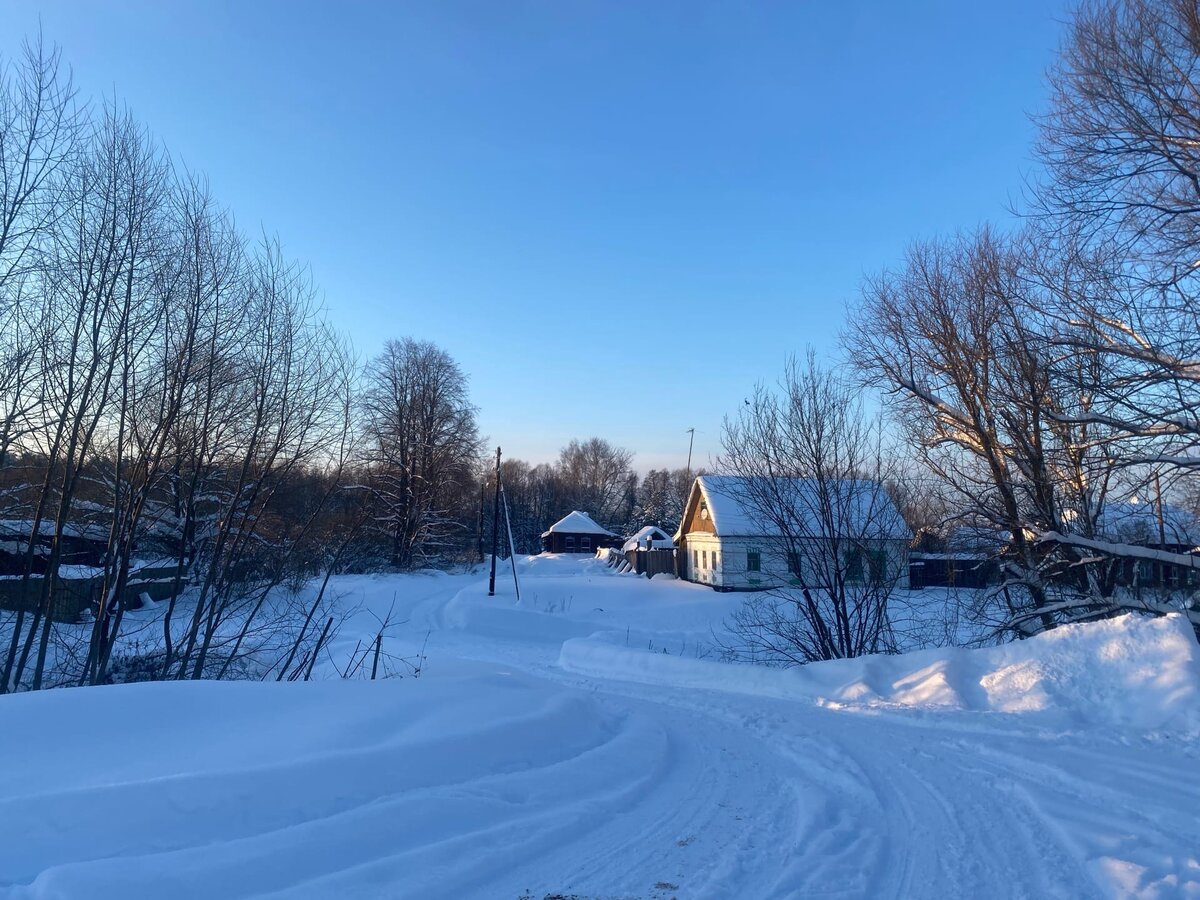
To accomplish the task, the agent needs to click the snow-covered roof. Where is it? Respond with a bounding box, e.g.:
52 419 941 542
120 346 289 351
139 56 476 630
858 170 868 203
1096 499 1199 545
621 526 675 553
945 525 1011 554
676 475 911 542
541 511 618 538
0 519 109 542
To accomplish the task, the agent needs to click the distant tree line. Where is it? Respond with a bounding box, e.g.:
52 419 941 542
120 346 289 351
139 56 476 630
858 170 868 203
481 441 695 556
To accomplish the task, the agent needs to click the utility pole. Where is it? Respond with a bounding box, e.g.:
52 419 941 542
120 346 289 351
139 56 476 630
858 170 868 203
488 446 502 596
685 428 695 477
476 480 486 563
1154 469 1167 586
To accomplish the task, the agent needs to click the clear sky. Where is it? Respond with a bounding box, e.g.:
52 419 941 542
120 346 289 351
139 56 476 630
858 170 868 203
6 1 1068 472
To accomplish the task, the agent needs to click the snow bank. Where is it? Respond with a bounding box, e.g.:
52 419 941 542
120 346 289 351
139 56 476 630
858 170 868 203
0 664 652 899
560 613 1200 733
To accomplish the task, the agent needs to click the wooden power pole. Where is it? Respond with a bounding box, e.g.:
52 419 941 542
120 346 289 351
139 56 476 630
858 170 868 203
488 446 501 596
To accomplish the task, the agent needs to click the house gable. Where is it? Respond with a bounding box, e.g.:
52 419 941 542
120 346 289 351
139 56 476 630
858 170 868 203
677 481 716 539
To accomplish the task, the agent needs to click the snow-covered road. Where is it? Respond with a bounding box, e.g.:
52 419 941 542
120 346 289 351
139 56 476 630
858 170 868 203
2 556 1198 899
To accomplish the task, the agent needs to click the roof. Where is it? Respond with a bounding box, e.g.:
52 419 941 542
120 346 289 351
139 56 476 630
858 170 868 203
676 475 911 542
1095 498 1199 545
621 526 675 553
0 519 110 542
541 511 618 539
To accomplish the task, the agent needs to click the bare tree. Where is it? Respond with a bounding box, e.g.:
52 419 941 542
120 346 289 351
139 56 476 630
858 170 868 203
555 437 636 531
845 227 1200 635
173 238 355 680
0 32 81 288
1035 0 1200 281
360 338 481 569
1029 0 1200 489
631 467 696 536
0 34 80 474
0 35 364 691
4 103 170 691
718 354 909 664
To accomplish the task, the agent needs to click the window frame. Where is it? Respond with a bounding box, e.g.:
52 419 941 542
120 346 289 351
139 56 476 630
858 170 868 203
844 547 864 583
787 550 802 578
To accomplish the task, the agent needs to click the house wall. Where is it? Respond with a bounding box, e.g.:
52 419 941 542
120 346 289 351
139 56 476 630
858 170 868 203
542 532 620 554
680 533 910 592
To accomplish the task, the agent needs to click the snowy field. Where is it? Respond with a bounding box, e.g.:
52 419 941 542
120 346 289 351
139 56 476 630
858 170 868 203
2 555 1199 899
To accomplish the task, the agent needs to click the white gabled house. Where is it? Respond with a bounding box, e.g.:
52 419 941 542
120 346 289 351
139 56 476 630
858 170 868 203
673 475 911 591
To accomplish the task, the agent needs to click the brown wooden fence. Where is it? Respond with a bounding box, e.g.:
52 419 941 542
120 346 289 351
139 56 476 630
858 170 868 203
625 548 677 578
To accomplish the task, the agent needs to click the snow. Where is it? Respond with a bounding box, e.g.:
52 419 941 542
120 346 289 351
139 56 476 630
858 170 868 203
539 510 618 538
1097 498 1200 544
2 555 1199 899
560 612 1200 731
621 525 675 552
0 519 109 542
683 474 912 540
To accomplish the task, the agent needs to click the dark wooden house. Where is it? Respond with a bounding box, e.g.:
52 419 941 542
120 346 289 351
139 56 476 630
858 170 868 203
541 511 621 554
0 519 108 576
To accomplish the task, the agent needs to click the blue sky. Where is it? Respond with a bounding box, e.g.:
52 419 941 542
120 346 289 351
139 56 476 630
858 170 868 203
7 1 1067 471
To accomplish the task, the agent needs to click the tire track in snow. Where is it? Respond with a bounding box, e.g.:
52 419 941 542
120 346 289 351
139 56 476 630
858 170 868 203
539 667 1190 899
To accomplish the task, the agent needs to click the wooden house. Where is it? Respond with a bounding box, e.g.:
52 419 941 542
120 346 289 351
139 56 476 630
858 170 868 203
674 475 911 591
540 511 621 554
909 527 1005 589
1098 499 1200 590
0 519 108 576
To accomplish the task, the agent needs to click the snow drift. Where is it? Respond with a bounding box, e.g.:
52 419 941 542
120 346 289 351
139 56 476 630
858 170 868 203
560 613 1200 733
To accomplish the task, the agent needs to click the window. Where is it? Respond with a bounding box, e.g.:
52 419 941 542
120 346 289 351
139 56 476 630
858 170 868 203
787 551 802 577
693 549 698 568
565 536 576 553
702 550 708 569
869 549 887 581
747 550 761 572
844 548 864 583
712 551 719 570
581 536 591 552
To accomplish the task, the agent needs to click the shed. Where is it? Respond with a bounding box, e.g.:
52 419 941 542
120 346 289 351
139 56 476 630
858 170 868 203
621 526 675 553
909 526 1005 590
540 511 621 554
621 525 677 578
